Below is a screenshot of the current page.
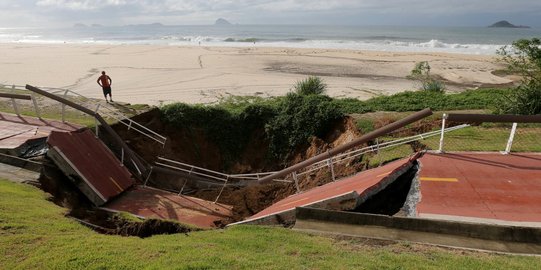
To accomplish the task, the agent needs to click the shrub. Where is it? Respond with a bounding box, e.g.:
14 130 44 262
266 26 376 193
409 61 445 93
495 82 541 115
294 76 327 95
266 93 343 160
497 38 541 114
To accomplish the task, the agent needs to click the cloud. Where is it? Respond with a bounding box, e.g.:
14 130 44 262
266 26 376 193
36 0 129 10
0 0 540 27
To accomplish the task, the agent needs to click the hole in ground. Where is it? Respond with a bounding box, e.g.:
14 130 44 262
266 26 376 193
352 163 418 216
39 161 198 238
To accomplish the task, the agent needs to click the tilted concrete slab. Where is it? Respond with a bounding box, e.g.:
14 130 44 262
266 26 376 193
47 129 134 206
417 152 541 226
0 112 81 155
103 185 233 228
234 154 420 226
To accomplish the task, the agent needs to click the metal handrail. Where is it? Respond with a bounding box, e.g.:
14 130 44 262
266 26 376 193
153 123 470 187
258 108 433 184
156 157 279 183
8 84 167 146
45 87 167 145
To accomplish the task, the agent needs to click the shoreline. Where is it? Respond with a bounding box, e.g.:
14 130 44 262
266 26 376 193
0 43 513 105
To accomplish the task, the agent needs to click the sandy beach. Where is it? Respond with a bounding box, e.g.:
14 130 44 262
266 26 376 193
0 43 513 105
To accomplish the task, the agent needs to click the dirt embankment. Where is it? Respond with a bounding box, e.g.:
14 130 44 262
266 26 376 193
112 109 365 222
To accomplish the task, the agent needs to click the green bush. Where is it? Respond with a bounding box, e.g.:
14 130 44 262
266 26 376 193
160 102 276 168
294 76 327 95
160 93 344 165
497 38 541 114
266 93 343 160
496 82 541 115
409 61 445 93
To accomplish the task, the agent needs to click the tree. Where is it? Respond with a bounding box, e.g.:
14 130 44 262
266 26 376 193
497 38 541 86
409 61 445 92
496 38 541 115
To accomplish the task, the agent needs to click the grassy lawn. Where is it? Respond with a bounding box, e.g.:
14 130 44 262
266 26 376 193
1 179 539 269
422 126 541 152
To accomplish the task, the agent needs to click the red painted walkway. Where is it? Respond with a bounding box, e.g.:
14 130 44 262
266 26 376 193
0 112 80 149
104 186 233 228
246 155 419 222
417 152 541 225
47 129 134 205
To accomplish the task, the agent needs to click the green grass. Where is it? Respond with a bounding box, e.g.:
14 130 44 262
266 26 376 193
422 126 541 152
333 88 511 114
365 144 415 167
1 179 540 269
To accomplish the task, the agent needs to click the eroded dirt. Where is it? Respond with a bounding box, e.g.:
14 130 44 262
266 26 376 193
112 110 367 222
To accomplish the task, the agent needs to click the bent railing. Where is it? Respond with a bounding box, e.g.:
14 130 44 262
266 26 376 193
257 108 433 184
25 84 149 180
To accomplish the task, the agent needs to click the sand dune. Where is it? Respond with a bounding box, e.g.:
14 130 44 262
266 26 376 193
0 43 513 105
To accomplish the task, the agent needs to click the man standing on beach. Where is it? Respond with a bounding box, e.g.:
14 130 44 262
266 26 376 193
97 71 113 102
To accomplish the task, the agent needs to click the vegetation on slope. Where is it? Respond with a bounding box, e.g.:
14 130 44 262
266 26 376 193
1 179 540 269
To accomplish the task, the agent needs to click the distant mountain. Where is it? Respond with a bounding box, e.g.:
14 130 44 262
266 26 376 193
214 18 232 26
91 24 103 27
488 20 530 28
73 23 87 28
125 22 164 27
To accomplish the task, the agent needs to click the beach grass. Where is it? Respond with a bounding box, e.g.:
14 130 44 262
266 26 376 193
1 179 540 269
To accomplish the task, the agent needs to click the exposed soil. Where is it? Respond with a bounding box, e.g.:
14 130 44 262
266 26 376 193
39 161 198 237
111 110 367 222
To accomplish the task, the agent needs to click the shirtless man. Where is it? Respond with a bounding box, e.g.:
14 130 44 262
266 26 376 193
97 71 113 102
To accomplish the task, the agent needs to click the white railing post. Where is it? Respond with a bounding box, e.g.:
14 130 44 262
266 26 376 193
178 178 188 195
327 157 336 182
10 98 20 116
214 176 229 203
94 118 99 138
61 89 69 122
503 122 518 154
292 172 300 193
438 114 447 153
30 93 42 119
143 167 153 186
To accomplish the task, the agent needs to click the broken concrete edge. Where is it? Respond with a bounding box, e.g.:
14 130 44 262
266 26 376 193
99 206 147 220
295 207 541 244
228 154 420 227
227 191 360 227
356 157 417 209
402 161 421 217
46 146 107 206
0 152 43 172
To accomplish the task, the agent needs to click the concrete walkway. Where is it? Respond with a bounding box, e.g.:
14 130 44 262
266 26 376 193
238 155 419 225
417 152 541 227
0 112 81 151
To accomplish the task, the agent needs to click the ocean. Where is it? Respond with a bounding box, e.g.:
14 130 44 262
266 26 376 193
1 24 540 55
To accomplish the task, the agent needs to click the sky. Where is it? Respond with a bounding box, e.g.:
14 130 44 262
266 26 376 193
1 0 540 28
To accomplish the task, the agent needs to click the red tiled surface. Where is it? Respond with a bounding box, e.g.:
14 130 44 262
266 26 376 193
418 152 541 222
47 129 134 201
0 112 81 149
105 186 233 228
248 155 418 220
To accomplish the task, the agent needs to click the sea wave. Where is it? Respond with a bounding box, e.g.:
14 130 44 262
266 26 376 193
0 32 505 54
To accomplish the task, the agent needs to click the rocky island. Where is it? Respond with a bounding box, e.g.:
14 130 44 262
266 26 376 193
489 20 530 28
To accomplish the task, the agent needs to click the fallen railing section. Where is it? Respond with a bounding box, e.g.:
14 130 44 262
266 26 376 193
25 84 149 180
258 108 433 184
3 84 167 146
